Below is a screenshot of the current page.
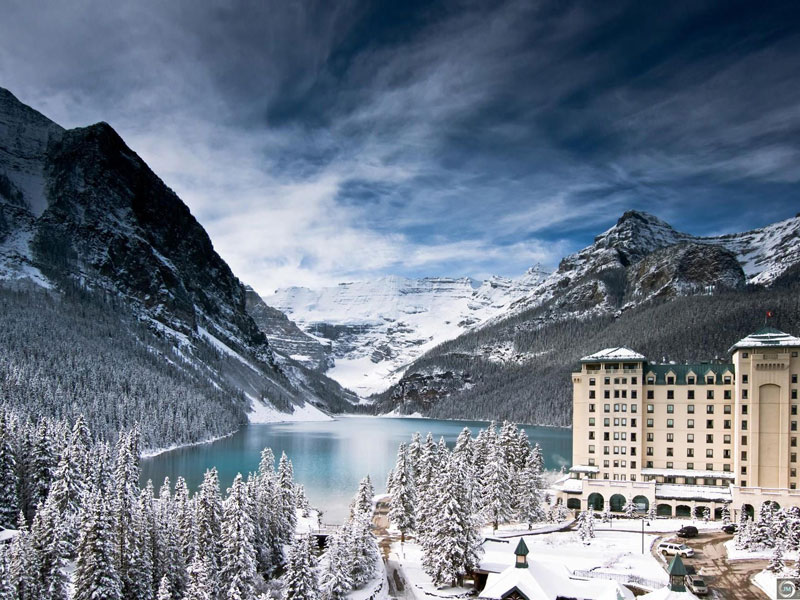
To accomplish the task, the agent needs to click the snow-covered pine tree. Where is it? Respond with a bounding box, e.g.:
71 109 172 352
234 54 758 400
30 494 69 600
388 443 416 542
587 509 595 538
8 514 35 600
319 532 352 600
45 435 85 557
351 475 374 521
482 440 512 531
174 476 196 573
283 535 318 600
408 432 423 482
220 473 257 600
769 540 786 574
194 468 223 594
296 484 311 518
277 453 297 545
184 553 213 600
74 491 122 600
623 496 637 519
346 514 379 588
29 420 56 515
0 412 19 528
0 546 15 600
516 455 543 528
156 575 172 600
722 502 732 525
648 506 656 522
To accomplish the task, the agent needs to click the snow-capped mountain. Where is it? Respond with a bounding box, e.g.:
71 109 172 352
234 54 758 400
0 87 356 425
266 270 547 396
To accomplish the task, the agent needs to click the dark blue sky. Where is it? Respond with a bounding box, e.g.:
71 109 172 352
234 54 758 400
1 0 799 292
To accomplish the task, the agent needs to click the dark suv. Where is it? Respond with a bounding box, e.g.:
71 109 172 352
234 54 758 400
722 524 737 534
678 526 699 538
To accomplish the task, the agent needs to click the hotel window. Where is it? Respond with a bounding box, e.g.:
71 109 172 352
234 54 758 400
613 460 619 468
631 391 638 399
604 432 610 441
614 390 620 399
742 389 749 400
614 447 620 455
741 480 747 487
687 433 694 443
667 448 673 457
667 376 675 384
621 418 627 426
589 431 595 440
667 390 674 400
793 374 798 384
794 390 798 400
741 466 747 474
631 463 636 471
667 419 674 429
589 390 596 399
589 404 595 412
793 453 797 463
706 405 714 414
646 461 654 468
743 374 748 383
604 404 610 412
742 405 748 415
621 447 627 455
688 390 695 400
793 437 798 448
724 435 731 444
666 462 673 469
604 461 609 468
687 448 694 457
723 464 731 472
631 419 637 427
632 377 638 384
706 419 714 429
647 377 655 384
621 432 627 441
614 418 620 426
647 404 654 413
604 390 610 399
687 463 694 470
707 434 714 443
614 403 620 412
724 449 731 459
724 376 732 384
793 469 797 478
647 447 654 456
724 420 731 430
647 432 654 441
724 405 731 414
604 446 610 455
604 418 610 426
604 377 610 385
687 419 695 429
688 376 696 384
742 353 749 359
792 421 797 432
666 433 674 442
742 451 748 460
724 390 732 400
742 420 748 430
614 378 620 385
647 390 654 400
742 435 748 445
667 404 674 414
687 404 695 413
631 433 637 442
622 391 628 399
705 464 713 471
614 432 620 440
707 390 714 399
706 376 714 385
631 404 637 413
588 458 595 466
589 445 595 453
647 418 654 427
589 378 596 385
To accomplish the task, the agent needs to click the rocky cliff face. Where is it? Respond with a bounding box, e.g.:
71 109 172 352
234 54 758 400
0 87 355 418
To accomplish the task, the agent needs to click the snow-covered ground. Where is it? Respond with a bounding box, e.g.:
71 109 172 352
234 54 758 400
386 526 669 597
724 539 798 562
753 569 781 600
247 396 334 424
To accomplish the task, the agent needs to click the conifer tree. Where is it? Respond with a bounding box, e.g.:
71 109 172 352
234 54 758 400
9 514 35 600
277 453 297 544
185 554 213 600
195 468 223 595
74 492 122 600
220 474 257 600
388 443 416 542
769 540 786 574
482 440 512 530
408 432 423 482
623 496 637 518
319 532 352 600
0 412 19 528
284 534 318 600
351 475 374 520
156 575 172 600
0 546 15 600
30 495 69 600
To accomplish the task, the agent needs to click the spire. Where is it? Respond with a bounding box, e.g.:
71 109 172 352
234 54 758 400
514 538 529 569
667 555 687 592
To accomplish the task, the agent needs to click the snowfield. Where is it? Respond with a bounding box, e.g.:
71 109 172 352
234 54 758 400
247 396 334 424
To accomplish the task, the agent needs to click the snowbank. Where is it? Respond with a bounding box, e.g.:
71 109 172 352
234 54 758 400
247 397 334 424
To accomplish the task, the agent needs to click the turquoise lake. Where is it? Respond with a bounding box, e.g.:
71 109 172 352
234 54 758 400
140 416 572 523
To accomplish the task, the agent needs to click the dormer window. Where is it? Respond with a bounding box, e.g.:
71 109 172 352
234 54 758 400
667 375 675 385
688 376 696 385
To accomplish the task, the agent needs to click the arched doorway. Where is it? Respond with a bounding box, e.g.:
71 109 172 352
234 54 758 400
676 505 691 518
587 493 604 511
633 495 650 513
610 494 626 512
567 498 581 510
762 500 780 512
714 507 723 520
743 504 755 519
694 506 709 519
657 504 673 517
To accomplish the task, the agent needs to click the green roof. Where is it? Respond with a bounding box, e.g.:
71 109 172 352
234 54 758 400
644 363 734 385
667 555 687 577
514 538 529 556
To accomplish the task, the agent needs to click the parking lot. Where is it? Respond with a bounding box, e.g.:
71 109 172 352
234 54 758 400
654 530 769 599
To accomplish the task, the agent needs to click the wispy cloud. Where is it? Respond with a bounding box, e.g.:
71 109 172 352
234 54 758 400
1 0 799 293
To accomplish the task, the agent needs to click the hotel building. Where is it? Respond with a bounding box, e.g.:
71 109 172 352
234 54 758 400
557 327 800 518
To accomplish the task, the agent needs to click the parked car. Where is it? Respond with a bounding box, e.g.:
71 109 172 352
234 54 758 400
722 524 737 534
678 525 699 538
658 541 695 557
685 575 708 595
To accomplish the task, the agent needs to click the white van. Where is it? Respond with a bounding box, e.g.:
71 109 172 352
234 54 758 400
657 541 694 557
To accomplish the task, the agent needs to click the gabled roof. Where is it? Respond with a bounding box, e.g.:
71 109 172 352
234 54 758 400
644 363 733 385
581 347 646 362
514 538 529 557
729 327 800 352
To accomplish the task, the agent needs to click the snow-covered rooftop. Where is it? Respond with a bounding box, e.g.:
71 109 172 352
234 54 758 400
479 558 634 600
570 465 600 473
554 478 584 493
729 327 800 352
655 484 732 502
581 347 646 362
640 586 699 600
642 468 735 480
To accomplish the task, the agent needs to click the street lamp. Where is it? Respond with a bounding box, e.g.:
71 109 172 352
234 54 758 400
641 517 650 553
